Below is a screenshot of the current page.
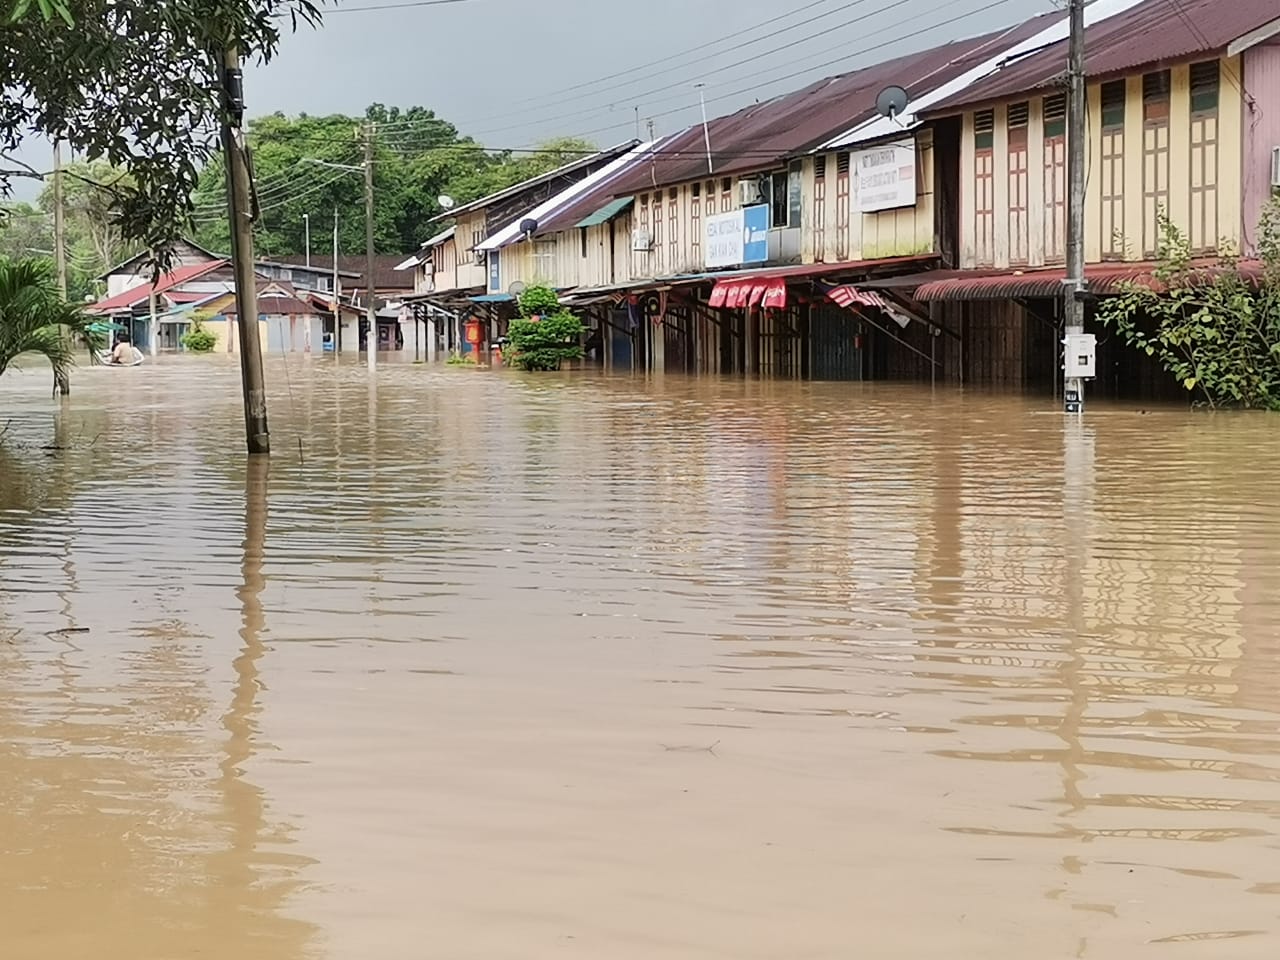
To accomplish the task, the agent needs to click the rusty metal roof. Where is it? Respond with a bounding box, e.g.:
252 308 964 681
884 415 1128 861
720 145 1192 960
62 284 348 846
926 0 1280 113
427 141 640 224
600 15 1060 195
913 259 1264 301
486 140 668 242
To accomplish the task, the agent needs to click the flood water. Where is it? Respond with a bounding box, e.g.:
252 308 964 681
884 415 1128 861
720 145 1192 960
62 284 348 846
3 354 1280 959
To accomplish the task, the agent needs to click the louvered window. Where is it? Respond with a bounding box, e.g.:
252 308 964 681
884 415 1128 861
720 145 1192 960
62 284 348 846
974 109 995 149
1190 61 1219 114
1101 80 1125 130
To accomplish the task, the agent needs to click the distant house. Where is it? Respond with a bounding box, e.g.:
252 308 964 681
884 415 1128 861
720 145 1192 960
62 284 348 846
87 258 237 353
255 258 360 294
333 254 417 351
96 239 222 300
205 280 324 354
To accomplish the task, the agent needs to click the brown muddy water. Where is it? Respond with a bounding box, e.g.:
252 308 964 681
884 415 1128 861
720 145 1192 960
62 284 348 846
2 353 1280 959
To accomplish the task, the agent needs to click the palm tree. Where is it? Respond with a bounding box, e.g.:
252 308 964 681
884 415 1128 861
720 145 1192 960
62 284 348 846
0 257 97 395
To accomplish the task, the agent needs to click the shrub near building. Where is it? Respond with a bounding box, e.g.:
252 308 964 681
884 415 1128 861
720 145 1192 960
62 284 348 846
180 315 218 353
1099 200 1280 410
506 285 584 372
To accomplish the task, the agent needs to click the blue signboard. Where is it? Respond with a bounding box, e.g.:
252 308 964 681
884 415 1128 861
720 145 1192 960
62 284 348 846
488 249 501 292
743 204 769 264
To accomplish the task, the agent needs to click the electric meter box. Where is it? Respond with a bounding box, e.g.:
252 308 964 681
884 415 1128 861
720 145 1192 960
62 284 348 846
1063 333 1097 379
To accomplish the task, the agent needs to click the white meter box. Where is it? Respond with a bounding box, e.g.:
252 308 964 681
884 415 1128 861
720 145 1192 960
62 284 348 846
1064 333 1097 379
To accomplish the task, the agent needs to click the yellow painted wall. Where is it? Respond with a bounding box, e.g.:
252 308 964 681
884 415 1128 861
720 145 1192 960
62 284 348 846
956 55 1244 269
802 134 935 264
200 318 267 355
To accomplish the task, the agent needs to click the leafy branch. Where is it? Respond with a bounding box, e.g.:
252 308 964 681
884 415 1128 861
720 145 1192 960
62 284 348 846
1097 203 1280 410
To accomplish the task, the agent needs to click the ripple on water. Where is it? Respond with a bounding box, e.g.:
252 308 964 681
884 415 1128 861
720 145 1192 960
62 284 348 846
2 357 1280 958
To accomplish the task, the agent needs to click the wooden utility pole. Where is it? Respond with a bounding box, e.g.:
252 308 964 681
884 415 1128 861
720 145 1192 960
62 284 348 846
221 45 270 455
52 140 70 395
1064 0 1087 413
332 207 342 353
52 142 67 299
363 123 377 371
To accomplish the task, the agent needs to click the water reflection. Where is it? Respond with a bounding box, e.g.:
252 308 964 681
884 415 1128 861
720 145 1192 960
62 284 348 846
3 359 1280 958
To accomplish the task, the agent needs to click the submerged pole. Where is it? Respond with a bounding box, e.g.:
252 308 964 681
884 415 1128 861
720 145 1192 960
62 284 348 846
221 44 270 455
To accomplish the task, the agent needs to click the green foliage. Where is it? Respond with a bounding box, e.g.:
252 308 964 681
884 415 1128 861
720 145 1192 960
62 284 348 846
1097 204 1280 410
506 284 583 372
1 161 139 303
445 350 476 366
180 315 217 353
189 110 597 257
2 0 322 265
0 256 92 391
40 160 139 295
8 0 74 26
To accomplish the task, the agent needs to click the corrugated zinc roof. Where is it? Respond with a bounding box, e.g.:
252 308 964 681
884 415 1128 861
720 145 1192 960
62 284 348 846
575 196 635 228
521 139 674 237
480 143 660 250
925 0 1279 113
913 259 1264 301
427 141 640 224
88 260 230 314
599 15 1060 195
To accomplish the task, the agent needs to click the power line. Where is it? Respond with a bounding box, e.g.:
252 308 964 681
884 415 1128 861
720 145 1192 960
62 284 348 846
449 0 839 120
563 0 1024 144
452 0 919 139
360 0 1018 150
192 170 352 225
376 0 898 136
191 147 363 212
1162 0 1252 103
326 0 481 13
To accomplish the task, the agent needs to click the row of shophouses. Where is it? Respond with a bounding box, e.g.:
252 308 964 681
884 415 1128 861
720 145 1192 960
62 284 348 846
402 0 1280 395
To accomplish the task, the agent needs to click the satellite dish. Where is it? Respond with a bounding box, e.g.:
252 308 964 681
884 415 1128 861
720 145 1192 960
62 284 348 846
519 218 539 238
437 194 456 210
875 85 909 123
509 281 527 296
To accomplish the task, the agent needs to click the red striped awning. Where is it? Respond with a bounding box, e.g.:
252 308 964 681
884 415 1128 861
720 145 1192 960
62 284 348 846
710 277 788 310
827 285 890 310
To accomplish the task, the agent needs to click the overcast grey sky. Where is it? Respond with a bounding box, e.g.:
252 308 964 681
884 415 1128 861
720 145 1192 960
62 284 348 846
11 0 1055 198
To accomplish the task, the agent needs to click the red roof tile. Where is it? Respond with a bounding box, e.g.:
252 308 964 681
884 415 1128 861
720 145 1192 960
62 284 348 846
89 260 229 314
926 0 1278 113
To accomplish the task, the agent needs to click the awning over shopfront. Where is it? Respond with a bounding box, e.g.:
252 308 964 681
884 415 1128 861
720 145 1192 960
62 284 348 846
912 259 1263 302
826 284 890 310
574 196 635 228
709 276 788 310
702 255 935 311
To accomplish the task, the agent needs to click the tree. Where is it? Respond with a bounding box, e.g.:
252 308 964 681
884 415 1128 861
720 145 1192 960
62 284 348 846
2 0 321 265
0 257 96 393
1098 201 1280 410
186 107 598 256
0 203 53 261
37 159 140 296
506 284 584 372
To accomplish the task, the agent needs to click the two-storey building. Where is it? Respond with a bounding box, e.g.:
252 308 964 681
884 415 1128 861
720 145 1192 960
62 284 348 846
471 17 1061 379
893 0 1280 391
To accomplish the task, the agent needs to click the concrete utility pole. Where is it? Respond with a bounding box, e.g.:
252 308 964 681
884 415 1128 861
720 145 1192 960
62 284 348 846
303 212 311 268
332 207 341 353
364 122 377 371
1064 0 1087 413
221 44 270 455
52 140 70 395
